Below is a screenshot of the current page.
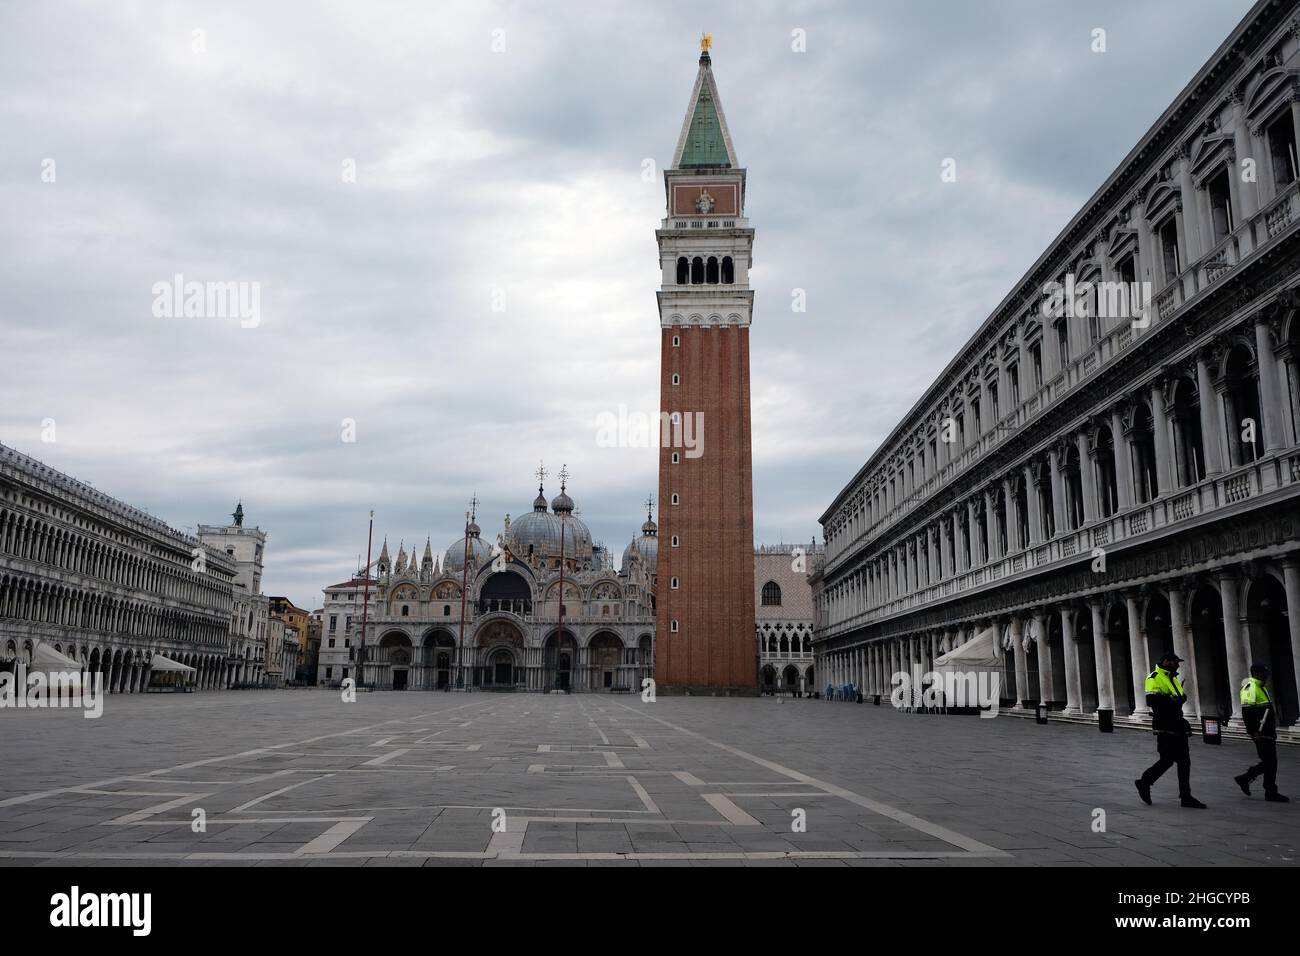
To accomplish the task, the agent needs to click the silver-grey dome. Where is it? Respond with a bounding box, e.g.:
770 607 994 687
444 531 493 571
511 507 592 558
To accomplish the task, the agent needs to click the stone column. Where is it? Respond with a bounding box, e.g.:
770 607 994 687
1218 570 1249 726
1125 592 1150 717
955 509 968 572
1004 476 1021 552
1076 430 1098 524
1110 408 1135 510
967 498 980 566
1033 610 1053 706
1150 383 1173 497
1048 447 1066 534
1194 351 1226 476
983 488 999 561
1284 559 1300 726
1166 583 1197 719
1254 316 1286 453
1010 616 1029 710
1232 98 1259 220
1024 464 1042 545
1060 606 1083 716
1090 600 1115 713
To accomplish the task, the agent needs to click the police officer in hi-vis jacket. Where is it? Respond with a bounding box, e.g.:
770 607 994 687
1135 651 1206 808
1234 662 1289 803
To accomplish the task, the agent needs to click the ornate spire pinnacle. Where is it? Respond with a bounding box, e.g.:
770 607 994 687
232 501 244 527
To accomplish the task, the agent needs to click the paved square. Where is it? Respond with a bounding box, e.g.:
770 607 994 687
0 692 1295 866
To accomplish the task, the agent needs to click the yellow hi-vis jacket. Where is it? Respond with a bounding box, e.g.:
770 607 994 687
1144 665 1185 698
1240 676 1271 706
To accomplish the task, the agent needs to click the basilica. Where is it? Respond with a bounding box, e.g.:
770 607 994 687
325 474 658 692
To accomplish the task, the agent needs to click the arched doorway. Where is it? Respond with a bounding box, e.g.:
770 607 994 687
782 664 799 693
544 630 577 691
1073 607 1098 713
1245 574 1298 725
761 664 777 692
488 647 516 687
422 629 456 690
475 619 525 688
1106 602 1135 714
1190 584 1230 720
378 631 412 690
587 632 624 691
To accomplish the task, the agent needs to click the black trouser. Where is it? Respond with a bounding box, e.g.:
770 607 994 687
1243 737 1278 793
1140 733 1191 798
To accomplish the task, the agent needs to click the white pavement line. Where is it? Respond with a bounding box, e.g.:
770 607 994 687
537 745 552 752
297 819 370 855
612 701 1011 858
372 737 395 747
701 793 761 826
362 748 411 767
603 751 626 769
673 771 706 787
72 788 194 798
0 847 996 863
231 774 334 813
107 792 213 826
487 828 526 858
0 709 458 809
631 735 650 749
627 776 660 814
528 764 545 773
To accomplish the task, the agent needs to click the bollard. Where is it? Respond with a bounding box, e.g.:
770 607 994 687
1098 708 1113 733
1035 702 1048 725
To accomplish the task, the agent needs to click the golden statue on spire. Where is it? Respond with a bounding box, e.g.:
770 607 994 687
700 33 713 54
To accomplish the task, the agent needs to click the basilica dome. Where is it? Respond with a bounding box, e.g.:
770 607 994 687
444 519 493 571
622 513 658 571
510 484 593 560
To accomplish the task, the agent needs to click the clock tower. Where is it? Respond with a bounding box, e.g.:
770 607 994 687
654 38 757 694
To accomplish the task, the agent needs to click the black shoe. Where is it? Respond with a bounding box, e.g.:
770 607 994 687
1234 773 1252 796
1180 796 1207 809
1264 791 1290 803
1135 779 1152 805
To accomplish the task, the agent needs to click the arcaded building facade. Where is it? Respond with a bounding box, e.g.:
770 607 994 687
0 442 238 692
756 543 820 694
813 3 1300 738
339 479 657 692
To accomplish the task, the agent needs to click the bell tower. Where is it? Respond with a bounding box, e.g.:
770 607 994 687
654 36 757 694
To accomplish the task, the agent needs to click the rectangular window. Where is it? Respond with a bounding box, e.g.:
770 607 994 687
1055 320 1069 367
1207 168 1234 243
1008 365 1020 406
1268 112 1298 188
329 615 337 632
328 638 335 648
1030 342 1043 387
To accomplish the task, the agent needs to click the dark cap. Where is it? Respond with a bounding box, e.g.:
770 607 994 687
1250 660 1271 674
1158 651 1184 663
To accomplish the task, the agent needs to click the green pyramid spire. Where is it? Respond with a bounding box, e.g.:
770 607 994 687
680 82 732 168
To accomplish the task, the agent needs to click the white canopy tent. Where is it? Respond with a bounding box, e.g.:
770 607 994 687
29 641 80 670
933 627 1003 671
148 654 196 674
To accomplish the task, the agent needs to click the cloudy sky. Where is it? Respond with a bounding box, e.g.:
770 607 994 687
0 0 1255 609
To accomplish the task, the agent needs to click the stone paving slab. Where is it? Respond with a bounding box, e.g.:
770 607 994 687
0 690 1296 865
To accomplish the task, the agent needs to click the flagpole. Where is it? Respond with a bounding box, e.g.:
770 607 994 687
358 511 374 690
